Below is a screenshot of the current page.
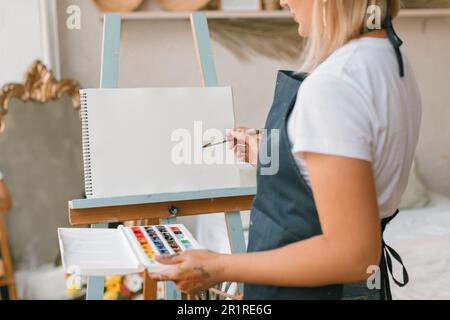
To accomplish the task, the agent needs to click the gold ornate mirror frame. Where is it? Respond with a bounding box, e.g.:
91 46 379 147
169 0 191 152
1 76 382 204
0 60 81 135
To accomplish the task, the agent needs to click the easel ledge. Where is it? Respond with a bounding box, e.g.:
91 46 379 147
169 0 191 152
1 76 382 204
69 187 256 226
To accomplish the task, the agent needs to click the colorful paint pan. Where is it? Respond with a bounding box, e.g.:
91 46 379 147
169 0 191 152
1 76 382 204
155 226 182 252
129 224 200 263
144 227 170 254
132 227 155 259
180 239 192 249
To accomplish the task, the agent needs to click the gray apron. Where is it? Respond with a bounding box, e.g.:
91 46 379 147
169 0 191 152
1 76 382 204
245 70 344 300
244 70 408 300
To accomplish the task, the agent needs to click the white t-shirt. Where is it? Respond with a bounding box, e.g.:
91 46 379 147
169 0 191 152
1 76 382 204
287 37 422 219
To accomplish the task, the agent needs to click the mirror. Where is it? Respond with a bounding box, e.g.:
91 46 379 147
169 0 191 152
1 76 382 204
0 83 82 269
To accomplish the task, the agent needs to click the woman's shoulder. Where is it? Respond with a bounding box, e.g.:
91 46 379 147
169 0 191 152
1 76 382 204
312 37 397 80
302 37 404 103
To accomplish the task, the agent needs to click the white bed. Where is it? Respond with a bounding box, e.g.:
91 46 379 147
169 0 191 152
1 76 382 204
384 193 450 300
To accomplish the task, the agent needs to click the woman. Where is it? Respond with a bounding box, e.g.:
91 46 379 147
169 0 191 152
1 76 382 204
0 171 12 213
150 0 421 300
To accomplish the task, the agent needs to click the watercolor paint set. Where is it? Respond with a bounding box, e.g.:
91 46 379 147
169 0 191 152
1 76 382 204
58 224 201 276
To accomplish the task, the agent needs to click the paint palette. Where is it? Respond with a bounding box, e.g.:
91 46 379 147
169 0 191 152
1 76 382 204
128 224 198 259
58 224 201 276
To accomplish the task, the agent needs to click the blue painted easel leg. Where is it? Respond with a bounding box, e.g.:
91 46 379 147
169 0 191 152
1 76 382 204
86 275 105 300
85 13 121 301
161 217 182 300
190 12 219 87
225 211 246 294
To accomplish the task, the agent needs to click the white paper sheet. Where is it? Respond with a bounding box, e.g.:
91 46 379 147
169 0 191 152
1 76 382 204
81 87 240 198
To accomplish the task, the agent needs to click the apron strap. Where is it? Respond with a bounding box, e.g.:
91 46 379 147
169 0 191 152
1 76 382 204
380 210 410 300
383 0 405 77
379 2 408 296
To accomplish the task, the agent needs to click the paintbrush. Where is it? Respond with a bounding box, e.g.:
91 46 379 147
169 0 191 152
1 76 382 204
202 129 262 149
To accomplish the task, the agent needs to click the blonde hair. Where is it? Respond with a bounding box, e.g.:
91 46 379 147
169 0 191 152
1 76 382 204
300 0 401 72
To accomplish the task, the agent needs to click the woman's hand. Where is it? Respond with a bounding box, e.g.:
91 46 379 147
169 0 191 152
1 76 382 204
148 250 227 295
226 127 261 168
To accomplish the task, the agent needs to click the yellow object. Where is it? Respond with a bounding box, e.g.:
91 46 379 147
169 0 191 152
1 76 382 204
67 287 82 298
105 275 122 293
103 291 119 300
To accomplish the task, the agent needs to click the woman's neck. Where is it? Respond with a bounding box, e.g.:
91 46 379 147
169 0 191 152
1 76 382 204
362 29 388 39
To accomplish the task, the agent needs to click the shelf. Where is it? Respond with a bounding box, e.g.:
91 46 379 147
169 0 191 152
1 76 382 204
112 8 450 21
117 10 292 20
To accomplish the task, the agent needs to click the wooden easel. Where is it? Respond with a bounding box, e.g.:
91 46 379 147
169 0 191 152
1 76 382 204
68 12 256 300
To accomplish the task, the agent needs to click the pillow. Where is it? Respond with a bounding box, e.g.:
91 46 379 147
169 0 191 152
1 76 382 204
399 160 431 209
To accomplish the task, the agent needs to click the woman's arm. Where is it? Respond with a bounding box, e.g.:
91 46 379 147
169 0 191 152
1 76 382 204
0 180 12 213
150 153 381 292
219 153 381 286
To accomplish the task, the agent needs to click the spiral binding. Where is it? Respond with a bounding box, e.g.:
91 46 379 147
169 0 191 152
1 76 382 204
80 91 93 197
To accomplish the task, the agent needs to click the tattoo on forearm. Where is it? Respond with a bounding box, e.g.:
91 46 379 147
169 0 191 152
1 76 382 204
177 265 211 280
193 266 211 279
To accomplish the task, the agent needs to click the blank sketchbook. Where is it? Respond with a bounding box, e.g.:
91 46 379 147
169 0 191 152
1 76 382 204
80 87 241 198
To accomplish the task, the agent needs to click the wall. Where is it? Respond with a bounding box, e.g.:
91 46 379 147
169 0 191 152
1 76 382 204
0 0 60 84
57 0 294 128
397 18 450 195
